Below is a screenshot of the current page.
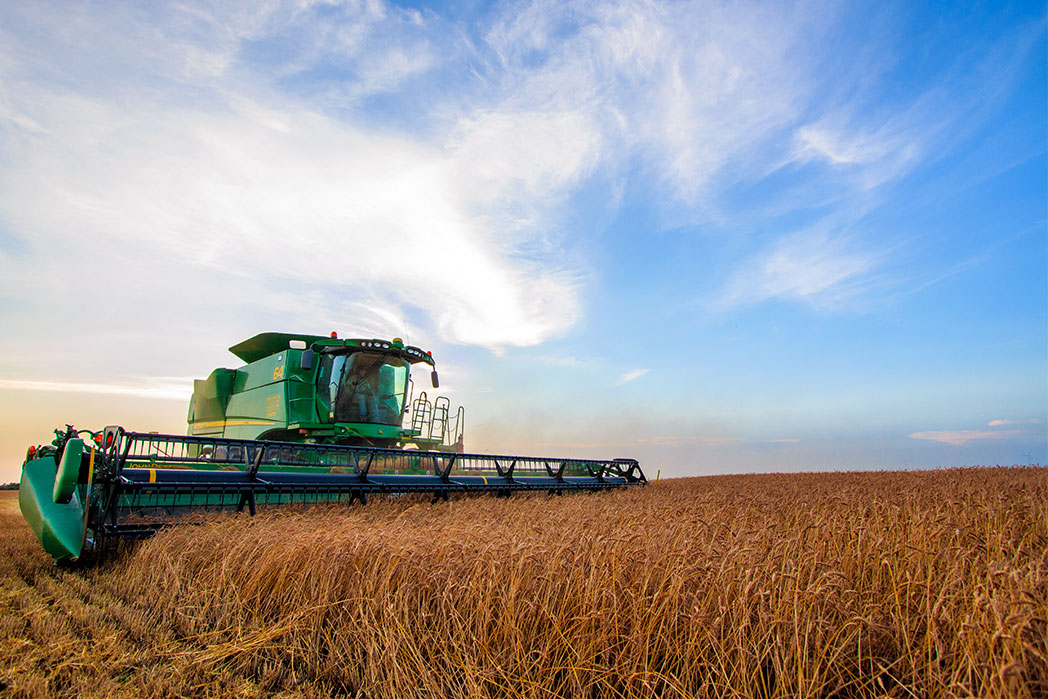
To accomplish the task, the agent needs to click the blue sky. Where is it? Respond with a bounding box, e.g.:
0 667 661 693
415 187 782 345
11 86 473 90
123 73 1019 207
0 0 1044 480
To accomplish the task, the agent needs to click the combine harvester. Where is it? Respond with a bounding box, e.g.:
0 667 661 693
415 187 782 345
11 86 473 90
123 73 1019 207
19 332 646 562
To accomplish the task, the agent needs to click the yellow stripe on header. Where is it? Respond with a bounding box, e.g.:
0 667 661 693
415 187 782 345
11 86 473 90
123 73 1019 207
149 469 156 483
191 419 277 430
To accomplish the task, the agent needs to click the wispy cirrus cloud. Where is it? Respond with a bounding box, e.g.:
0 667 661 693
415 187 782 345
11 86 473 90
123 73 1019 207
909 430 1023 447
616 369 649 385
0 0 845 371
0 2 594 355
705 9 1041 314
792 119 922 192
482 0 826 204
0 97 585 347
0 0 1035 367
714 228 886 311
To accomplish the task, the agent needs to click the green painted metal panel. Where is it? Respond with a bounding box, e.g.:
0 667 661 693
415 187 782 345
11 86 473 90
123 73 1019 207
53 438 83 504
229 332 333 363
115 489 362 510
213 353 289 439
287 376 319 424
18 456 86 562
189 333 444 444
229 333 436 366
191 369 236 422
233 353 287 393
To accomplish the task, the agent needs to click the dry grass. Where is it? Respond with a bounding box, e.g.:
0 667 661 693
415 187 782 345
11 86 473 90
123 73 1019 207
0 467 1045 698
0 490 20 516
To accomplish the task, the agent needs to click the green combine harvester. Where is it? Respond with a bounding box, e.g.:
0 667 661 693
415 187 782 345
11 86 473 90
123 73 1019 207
19 332 646 562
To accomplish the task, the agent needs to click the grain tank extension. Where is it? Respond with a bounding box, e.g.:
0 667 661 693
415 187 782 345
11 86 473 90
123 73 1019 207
18 332 647 563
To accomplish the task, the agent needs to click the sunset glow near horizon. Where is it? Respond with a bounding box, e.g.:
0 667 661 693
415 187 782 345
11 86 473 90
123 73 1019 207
0 1 1045 482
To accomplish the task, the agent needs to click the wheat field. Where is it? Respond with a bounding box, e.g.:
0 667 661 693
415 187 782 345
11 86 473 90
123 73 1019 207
0 467 1044 698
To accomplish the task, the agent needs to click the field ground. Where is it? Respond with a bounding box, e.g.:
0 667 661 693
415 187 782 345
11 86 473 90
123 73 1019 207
0 490 18 516
0 467 1044 698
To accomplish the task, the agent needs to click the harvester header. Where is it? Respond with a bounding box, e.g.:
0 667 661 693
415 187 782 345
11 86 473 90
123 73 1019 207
18 332 647 563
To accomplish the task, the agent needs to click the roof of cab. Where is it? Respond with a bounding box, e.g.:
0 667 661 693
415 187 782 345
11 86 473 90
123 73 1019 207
229 332 435 365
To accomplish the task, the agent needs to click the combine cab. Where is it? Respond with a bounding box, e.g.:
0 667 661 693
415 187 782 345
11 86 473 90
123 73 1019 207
189 332 463 451
18 332 647 563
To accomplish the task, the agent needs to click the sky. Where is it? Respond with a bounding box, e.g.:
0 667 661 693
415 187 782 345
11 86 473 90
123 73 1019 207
0 0 1045 482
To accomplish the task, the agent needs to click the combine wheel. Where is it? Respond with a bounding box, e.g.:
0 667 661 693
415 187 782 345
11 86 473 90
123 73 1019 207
53 438 83 504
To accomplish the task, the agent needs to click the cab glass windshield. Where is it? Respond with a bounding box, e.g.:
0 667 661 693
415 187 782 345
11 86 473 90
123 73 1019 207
323 352 409 425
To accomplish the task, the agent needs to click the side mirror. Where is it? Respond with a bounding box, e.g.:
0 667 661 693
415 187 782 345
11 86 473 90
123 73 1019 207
300 349 314 370
431 370 439 388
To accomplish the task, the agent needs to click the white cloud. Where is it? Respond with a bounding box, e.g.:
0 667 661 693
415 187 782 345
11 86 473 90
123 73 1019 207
909 430 1023 446
0 0 836 364
0 74 582 353
450 109 602 220
158 0 435 96
794 119 918 165
482 0 825 204
790 113 924 194
616 368 649 385
0 0 1028 369
0 378 192 401
988 418 1041 426
715 229 884 310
